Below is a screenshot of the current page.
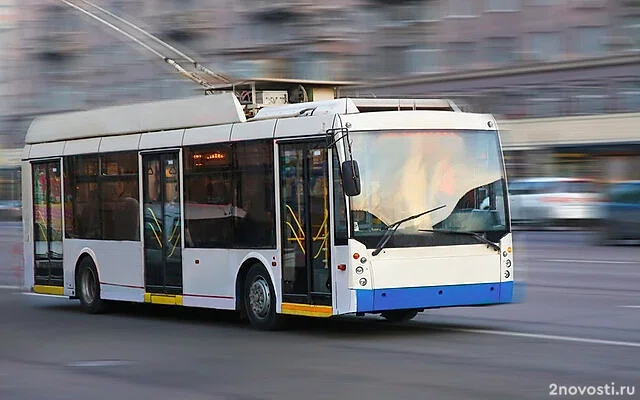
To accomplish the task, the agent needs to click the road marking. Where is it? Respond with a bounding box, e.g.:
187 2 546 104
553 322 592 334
619 305 640 309
0 285 21 290
67 360 134 367
542 259 638 265
456 328 640 348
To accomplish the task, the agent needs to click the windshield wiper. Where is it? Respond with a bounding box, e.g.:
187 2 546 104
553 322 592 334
418 229 500 251
372 205 446 256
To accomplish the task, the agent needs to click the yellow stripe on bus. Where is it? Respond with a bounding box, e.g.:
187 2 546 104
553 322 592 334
33 285 64 296
281 302 333 317
144 293 183 306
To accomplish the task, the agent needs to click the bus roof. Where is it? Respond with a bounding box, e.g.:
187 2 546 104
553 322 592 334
24 94 466 146
250 98 460 121
24 93 246 145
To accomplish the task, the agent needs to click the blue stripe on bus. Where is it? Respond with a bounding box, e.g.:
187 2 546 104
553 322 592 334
500 281 514 303
355 281 514 312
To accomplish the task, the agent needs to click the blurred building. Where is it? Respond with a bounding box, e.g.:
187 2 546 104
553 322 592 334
342 1 640 117
0 147 21 220
0 0 639 181
0 0 18 148
340 0 640 182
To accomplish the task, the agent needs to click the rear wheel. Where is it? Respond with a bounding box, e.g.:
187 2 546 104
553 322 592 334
381 309 418 323
244 264 284 330
594 224 614 246
76 257 108 314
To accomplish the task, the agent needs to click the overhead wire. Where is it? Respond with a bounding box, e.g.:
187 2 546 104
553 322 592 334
58 0 233 89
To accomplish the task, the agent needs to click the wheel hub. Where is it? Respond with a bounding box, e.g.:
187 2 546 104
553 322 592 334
248 278 270 319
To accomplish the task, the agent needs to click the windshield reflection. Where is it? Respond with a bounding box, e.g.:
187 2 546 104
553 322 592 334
349 129 509 248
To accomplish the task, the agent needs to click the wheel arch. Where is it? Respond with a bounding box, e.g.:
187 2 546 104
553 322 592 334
73 248 100 295
235 253 276 313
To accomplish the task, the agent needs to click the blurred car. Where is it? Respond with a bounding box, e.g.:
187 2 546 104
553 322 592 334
507 177 603 227
0 200 21 221
598 181 640 244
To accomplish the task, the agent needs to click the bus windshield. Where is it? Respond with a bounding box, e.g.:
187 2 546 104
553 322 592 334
348 129 509 249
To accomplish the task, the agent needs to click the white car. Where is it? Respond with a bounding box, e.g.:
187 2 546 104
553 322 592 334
507 177 603 227
0 200 21 221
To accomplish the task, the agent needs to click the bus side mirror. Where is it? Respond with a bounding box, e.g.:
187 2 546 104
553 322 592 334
341 160 361 197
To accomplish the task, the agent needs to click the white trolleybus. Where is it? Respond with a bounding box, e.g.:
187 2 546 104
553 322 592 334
22 93 515 330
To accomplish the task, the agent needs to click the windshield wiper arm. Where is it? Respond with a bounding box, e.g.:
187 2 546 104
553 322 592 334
419 229 500 251
372 205 446 256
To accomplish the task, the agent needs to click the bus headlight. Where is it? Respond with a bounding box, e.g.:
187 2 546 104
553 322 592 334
356 266 364 274
505 259 512 268
359 278 367 286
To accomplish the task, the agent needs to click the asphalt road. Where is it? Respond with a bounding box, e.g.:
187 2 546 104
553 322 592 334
1 223 639 399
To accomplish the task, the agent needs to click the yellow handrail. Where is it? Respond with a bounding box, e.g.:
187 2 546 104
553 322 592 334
35 207 49 243
285 221 305 254
147 222 162 248
146 207 162 232
168 220 180 257
285 204 304 238
312 213 328 241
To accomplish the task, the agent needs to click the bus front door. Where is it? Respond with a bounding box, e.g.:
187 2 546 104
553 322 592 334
32 160 64 293
142 152 183 298
279 141 332 316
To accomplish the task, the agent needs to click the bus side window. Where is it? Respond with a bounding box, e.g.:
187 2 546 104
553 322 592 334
234 140 275 248
183 143 233 248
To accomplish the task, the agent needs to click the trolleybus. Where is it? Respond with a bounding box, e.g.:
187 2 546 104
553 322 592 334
22 93 515 329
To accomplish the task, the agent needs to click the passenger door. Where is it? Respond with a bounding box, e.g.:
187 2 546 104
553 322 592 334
32 160 64 291
142 152 183 297
278 140 332 314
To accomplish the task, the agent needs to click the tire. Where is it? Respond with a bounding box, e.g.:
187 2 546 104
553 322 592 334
592 223 613 246
243 264 284 330
381 309 419 323
76 257 108 314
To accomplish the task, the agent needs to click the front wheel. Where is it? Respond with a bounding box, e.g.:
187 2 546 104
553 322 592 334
381 309 418 323
76 257 108 314
244 264 284 330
